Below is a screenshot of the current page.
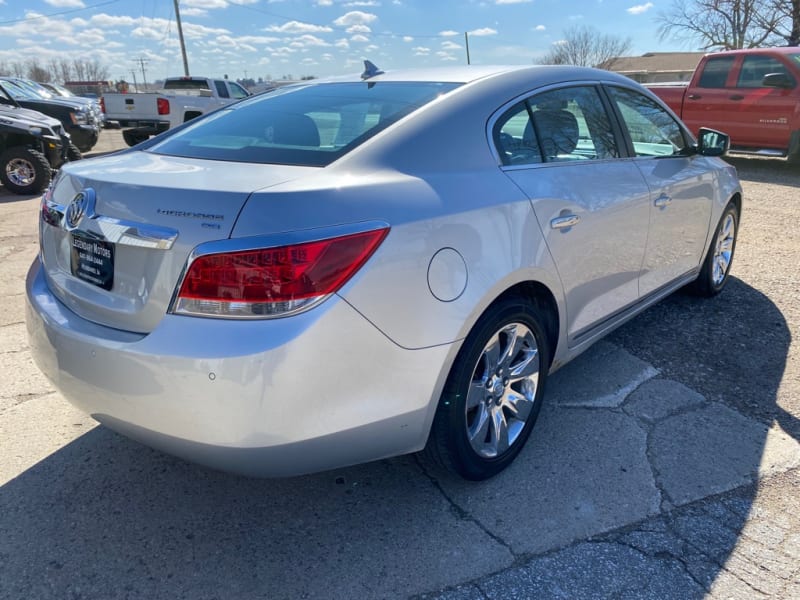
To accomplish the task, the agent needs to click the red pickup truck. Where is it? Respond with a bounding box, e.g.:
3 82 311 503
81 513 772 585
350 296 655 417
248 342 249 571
649 47 800 162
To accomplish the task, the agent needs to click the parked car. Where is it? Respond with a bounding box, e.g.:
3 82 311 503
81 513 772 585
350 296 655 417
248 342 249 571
649 47 800 162
0 77 98 153
101 76 250 146
26 64 741 480
37 81 106 128
0 84 73 194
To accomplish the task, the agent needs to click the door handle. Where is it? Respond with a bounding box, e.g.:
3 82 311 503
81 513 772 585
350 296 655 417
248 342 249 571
688 94 702 100
550 214 580 230
654 194 672 208
729 95 744 101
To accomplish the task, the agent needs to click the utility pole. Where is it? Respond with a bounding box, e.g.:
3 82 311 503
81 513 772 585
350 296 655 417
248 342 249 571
134 58 149 90
173 0 190 76
464 31 471 65
129 69 139 92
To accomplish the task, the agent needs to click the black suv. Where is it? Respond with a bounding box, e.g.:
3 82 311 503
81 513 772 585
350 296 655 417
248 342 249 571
0 78 99 153
0 85 75 195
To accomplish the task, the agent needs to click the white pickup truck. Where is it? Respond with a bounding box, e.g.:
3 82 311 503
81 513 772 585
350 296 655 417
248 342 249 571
101 76 251 146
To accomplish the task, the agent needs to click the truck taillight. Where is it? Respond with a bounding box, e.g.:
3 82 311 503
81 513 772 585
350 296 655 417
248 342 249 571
99 97 105 113
171 228 389 318
157 97 170 115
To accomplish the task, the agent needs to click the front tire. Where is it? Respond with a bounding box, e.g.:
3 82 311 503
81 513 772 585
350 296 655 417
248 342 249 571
66 143 82 162
122 130 150 147
690 202 739 296
0 147 52 195
425 298 550 480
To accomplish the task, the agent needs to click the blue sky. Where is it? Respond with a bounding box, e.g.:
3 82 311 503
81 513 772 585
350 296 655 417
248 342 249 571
0 0 683 82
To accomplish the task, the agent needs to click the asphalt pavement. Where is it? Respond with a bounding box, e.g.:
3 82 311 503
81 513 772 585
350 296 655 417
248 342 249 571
0 131 798 599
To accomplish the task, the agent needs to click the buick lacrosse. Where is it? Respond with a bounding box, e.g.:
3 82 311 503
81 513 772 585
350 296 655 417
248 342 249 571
26 63 741 479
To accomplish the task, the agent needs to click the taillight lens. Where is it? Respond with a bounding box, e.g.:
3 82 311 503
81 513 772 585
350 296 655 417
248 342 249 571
100 97 105 113
172 228 389 318
157 97 170 115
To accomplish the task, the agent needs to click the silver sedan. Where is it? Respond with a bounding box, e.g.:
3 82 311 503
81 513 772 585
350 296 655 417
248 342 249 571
26 63 742 480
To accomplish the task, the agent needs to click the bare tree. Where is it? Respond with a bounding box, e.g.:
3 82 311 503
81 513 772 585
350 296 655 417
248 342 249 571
83 59 109 81
26 59 49 82
538 26 632 68
768 0 800 45
657 0 782 49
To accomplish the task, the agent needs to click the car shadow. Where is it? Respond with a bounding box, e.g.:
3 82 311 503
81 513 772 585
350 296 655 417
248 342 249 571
0 189 40 204
0 275 792 599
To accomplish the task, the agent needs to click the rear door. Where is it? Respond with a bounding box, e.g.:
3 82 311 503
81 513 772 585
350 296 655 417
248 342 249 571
495 84 651 343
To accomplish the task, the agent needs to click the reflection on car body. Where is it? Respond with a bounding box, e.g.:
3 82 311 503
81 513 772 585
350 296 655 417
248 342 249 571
26 63 742 480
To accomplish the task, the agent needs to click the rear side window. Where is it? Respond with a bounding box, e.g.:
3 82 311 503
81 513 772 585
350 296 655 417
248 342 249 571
148 82 460 166
697 57 735 88
494 85 618 166
214 81 230 98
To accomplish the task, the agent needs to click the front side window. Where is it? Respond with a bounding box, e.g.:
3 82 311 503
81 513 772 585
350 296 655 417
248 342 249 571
493 85 618 166
737 55 795 88
697 56 735 88
228 82 249 99
148 81 460 167
607 87 688 157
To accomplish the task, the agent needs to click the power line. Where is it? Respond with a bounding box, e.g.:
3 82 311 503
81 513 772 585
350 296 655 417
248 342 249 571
0 0 123 25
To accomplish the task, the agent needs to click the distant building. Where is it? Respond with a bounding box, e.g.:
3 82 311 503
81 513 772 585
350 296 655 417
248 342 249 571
602 52 706 83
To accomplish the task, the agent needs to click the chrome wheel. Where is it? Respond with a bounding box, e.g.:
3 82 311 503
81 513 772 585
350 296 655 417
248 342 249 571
712 212 736 286
465 322 540 458
6 157 36 187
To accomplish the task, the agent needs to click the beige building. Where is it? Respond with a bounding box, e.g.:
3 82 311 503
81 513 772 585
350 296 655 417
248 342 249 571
603 52 706 83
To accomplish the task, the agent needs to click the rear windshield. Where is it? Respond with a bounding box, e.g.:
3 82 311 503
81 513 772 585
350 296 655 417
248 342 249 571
163 79 211 91
147 81 461 167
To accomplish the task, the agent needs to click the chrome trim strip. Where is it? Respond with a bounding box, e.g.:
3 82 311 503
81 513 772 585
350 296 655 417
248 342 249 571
42 194 179 250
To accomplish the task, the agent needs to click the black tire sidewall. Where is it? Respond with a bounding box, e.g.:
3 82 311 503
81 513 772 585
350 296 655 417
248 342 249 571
700 203 738 295
435 299 550 480
0 147 51 195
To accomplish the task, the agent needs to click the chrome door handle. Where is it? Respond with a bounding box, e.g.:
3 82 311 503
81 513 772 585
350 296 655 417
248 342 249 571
654 194 672 208
550 214 580 229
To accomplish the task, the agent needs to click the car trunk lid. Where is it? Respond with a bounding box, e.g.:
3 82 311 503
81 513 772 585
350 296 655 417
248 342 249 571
39 150 316 333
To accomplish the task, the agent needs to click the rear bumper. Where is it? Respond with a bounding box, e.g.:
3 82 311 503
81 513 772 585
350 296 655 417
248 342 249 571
25 258 450 476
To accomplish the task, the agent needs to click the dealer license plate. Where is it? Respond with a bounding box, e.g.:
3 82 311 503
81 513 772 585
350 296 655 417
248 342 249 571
70 232 114 291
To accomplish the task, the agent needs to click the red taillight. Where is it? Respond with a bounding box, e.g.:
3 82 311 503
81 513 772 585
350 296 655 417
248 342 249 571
173 228 389 318
99 97 105 113
157 97 170 115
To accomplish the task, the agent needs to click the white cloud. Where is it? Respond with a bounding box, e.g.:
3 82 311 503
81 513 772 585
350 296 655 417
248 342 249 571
333 11 378 27
334 38 350 48
183 0 227 8
265 21 333 34
181 8 209 17
441 40 462 50
402 35 413 42
495 0 532 4
436 51 457 61
349 34 370 42
413 46 430 55
439 30 459 37
534 25 546 31
627 2 654 15
344 0 380 6
469 27 497 36
44 0 85 7
316 0 334 5
290 34 330 47
347 24 372 33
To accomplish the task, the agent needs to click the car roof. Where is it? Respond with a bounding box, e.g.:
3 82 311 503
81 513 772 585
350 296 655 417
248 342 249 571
314 63 632 87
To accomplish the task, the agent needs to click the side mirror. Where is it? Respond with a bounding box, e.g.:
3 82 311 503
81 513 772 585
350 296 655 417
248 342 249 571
762 72 794 89
696 127 730 157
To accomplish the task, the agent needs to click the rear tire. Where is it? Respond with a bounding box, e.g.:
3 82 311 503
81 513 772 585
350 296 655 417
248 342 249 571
0 147 52 195
689 202 738 296
122 130 150 147
66 143 82 162
424 297 550 480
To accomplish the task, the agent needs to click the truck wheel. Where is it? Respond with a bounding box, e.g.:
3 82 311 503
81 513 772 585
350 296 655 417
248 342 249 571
123 130 150 147
0 147 52 195
67 143 83 162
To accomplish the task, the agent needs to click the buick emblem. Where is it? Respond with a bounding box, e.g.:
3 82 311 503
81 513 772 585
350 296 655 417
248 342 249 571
66 193 87 229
